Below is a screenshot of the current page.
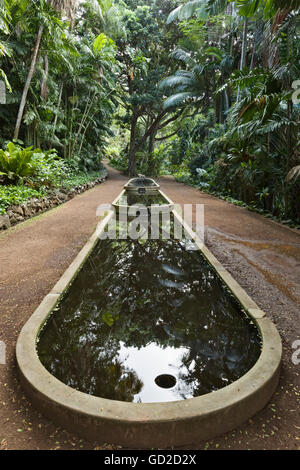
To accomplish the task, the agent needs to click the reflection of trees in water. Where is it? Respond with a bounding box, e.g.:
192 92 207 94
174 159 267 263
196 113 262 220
174 328 258 398
38 230 261 401
118 193 166 206
39 328 143 401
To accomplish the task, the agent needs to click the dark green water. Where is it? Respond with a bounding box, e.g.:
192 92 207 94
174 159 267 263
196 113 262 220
37 221 261 403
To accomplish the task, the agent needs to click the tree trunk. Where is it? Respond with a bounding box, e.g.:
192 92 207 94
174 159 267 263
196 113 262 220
286 98 293 171
219 93 223 123
237 17 249 101
284 99 292 217
127 109 177 175
148 132 155 154
72 91 96 156
214 91 220 124
41 54 49 100
213 79 217 125
250 40 256 70
128 148 137 176
224 88 230 111
128 113 138 176
52 81 64 140
14 25 44 140
147 131 156 175
240 17 249 70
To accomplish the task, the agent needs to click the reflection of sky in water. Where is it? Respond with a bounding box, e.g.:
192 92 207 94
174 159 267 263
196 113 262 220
118 342 194 403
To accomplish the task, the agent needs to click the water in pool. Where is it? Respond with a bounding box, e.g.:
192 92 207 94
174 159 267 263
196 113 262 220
37 218 261 403
116 192 168 207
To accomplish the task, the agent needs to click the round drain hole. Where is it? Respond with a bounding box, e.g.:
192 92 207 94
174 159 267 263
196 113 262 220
155 374 176 389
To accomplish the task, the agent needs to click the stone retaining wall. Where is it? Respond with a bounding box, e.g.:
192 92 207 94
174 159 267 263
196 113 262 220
0 175 107 231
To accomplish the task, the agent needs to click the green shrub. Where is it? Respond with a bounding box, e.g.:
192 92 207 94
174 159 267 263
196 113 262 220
110 155 128 172
0 142 75 189
189 154 207 177
29 149 70 188
0 185 45 214
0 142 36 184
59 168 106 190
105 145 120 160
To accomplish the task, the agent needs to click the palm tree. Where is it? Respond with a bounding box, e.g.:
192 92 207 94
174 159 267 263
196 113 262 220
233 0 300 18
167 0 300 22
159 60 206 110
166 0 228 24
13 0 78 140
0 0 12 91
159 44 234 124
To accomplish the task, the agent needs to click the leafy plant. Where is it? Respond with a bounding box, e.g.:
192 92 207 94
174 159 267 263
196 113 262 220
0 142 36 184
29 149 69 188
0 185 45 214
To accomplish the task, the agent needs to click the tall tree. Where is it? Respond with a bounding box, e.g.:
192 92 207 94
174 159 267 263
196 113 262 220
13 0 78 140
115 0 183 175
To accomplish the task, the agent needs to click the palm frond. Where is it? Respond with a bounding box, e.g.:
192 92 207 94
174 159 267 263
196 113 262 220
166 5 182 24
159 74 193 90
167 1 206 24
205 0 228 15
286 165 300 182
170 48 193 64
163 92 197 109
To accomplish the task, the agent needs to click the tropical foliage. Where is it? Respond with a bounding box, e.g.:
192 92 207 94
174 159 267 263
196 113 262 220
156 0 300 224
0 0 118 166
0 0 299 223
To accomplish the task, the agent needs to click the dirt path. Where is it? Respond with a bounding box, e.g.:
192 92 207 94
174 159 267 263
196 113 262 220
0 164 299 450
158 177 300 450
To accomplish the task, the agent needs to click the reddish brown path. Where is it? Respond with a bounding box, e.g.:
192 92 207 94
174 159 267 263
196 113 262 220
158 176 300 331
0 163 299 450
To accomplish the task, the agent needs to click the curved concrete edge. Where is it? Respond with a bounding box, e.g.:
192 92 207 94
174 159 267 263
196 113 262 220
111 189 174 214
172 209 266 318
124 177 160 193
16 190 282 449
50 211 114 297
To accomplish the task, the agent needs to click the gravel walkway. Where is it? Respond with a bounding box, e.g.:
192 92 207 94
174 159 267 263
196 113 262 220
0 164 299 450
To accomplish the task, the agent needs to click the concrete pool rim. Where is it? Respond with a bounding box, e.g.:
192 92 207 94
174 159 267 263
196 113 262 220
16 190 282 448
111 188 174 215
